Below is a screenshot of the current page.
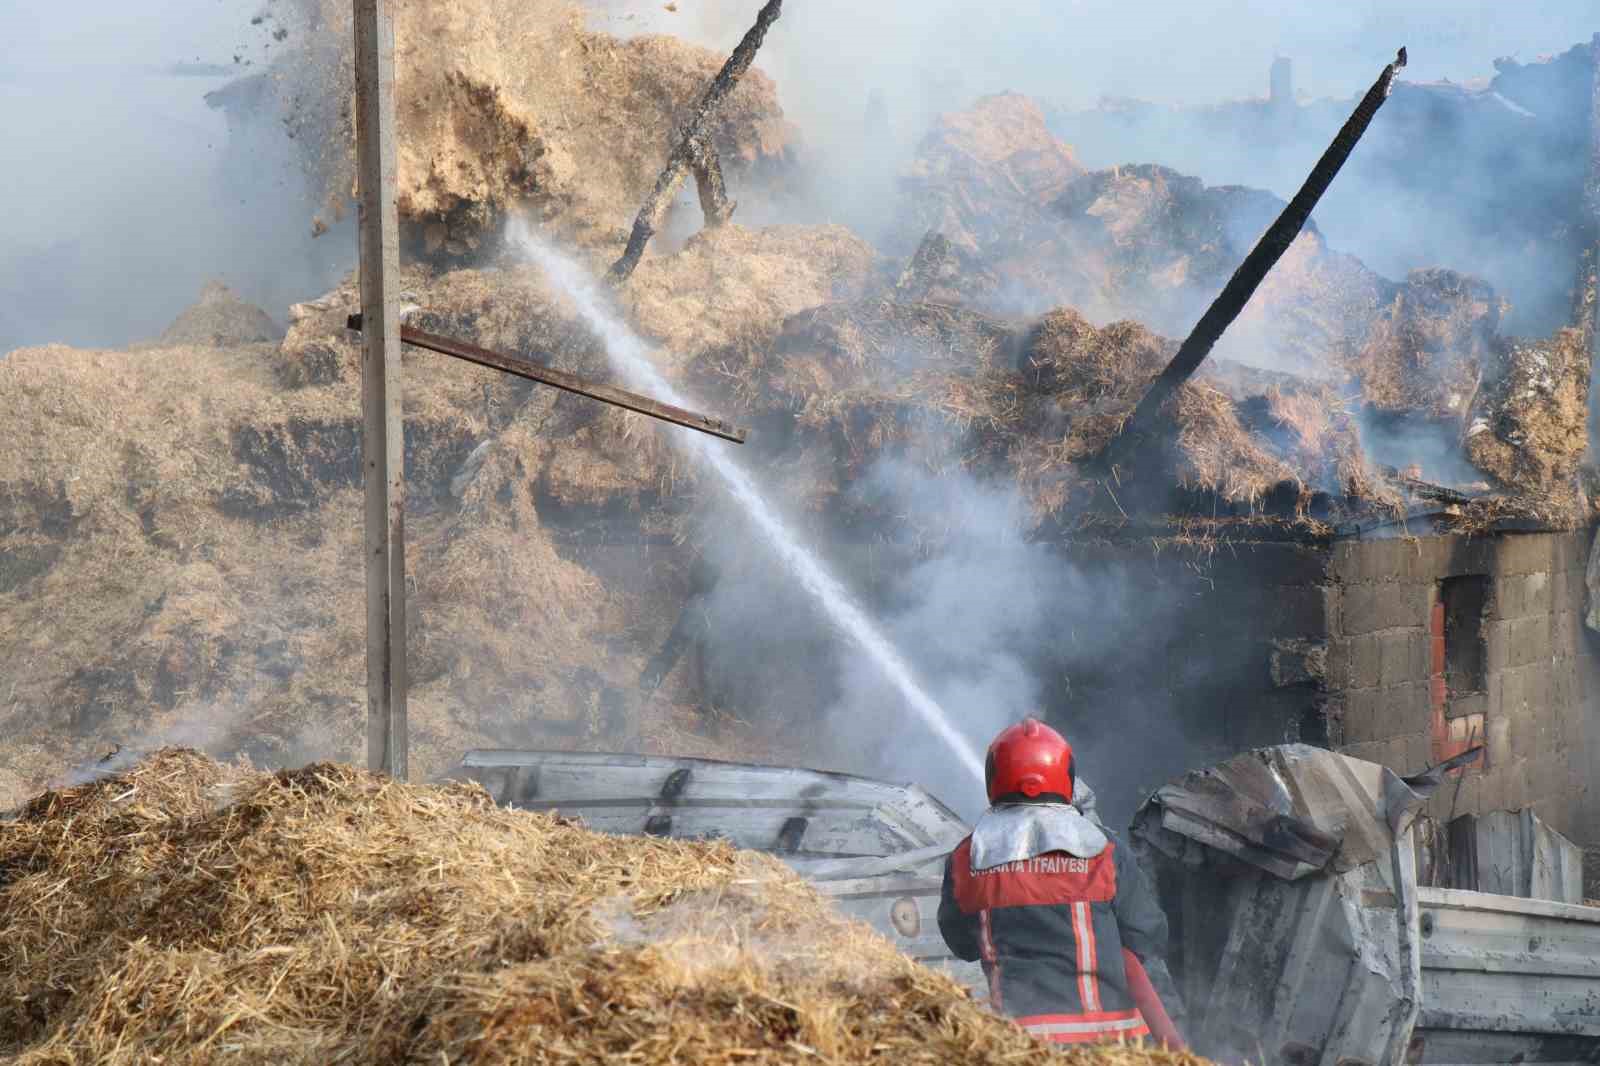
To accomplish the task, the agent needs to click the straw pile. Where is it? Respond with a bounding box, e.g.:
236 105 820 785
623 223 879 381
893 92 1084 259
257 0 793 255
1464 326 1591 491
0 749 1213 1066
1349 269 1505 419
0 265 781 810
154 281 283 349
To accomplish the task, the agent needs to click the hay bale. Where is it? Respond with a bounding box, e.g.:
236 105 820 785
0 750 1213 1065
156 281 282 348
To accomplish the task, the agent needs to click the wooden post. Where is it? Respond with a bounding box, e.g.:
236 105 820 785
353 0 408 779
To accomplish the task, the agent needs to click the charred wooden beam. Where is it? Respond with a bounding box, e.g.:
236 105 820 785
346 315 748 443
1100 48 1407 473
607 0 783 283
691 141 736 229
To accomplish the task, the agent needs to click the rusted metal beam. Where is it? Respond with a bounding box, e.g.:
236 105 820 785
1101 48 1407 473
346 316 748 444
607 0 783 283
353 0 408 780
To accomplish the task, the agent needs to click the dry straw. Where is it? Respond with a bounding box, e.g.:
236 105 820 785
1 750 1211 1066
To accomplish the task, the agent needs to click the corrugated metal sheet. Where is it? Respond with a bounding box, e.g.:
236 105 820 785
1415 887 1600 1051
1448 810 1587 904
1134 745 1600 1065
452 749 966 858
447 750 983 992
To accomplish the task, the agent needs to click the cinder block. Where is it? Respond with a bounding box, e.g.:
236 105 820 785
1330 541 1359 582
1510 611 1548 669
1549 611 1574 660
1484 619 1512 673
1535 718 1559 766
1475 770 1504 813
1486 714 1512 763
1551 532 1579 574
1551 567 1573 612
1498 533 1554 576
1397 681 1434 731
1525 668 1551 717
1319 695 1347 748
1349 632 1382 685
1266 584 1335 638
1344 688 1379 742
1341 585 1383 636
1507 711 1537 761
1510 758 1536 811
1405 732 1432 774
1550 663 1572 710
1401 537 1444 581
1437 535 1495 578
1235 542 1334 585
1409 629 1432 682
1394 585 1432 631
1372 538 1413 583
1341 740 1388 766
1497 762 1525 812
1523 571 1553 615
1500 667 1526 717
1325 637 1352 690
1384 735 1412 774
1380 632 1415 687
1522 615 1552 667
1489 577 1522 621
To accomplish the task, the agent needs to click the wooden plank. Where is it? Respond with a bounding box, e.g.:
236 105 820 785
352 0 407 779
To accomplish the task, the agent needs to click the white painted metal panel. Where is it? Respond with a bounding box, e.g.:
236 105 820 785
447 749 978 982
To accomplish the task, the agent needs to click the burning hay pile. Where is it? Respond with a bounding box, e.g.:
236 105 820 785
253 0 794 256
0 264 783 808
5 13 1597 810
0 749 1211 1066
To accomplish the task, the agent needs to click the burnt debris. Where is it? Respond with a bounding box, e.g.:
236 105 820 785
608 0 785 283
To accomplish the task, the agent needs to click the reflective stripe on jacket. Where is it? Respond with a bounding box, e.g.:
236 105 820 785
1018 1009 1150 1044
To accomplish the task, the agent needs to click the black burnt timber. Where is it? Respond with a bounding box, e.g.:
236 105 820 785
347 315 747 443
1100 48 1407 474
691 142 736 228
607 0 783 283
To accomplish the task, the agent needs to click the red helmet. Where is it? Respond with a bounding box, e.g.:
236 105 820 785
985 717 1074 804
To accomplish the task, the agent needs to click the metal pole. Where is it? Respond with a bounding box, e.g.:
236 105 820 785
353 0 407 779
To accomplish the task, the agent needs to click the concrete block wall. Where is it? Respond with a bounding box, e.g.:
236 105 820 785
1329 530 1593 842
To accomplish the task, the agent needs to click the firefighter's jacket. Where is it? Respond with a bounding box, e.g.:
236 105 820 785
937 802 1183 1044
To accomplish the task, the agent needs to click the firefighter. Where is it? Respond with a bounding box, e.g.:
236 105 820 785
937 718 1186 1048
